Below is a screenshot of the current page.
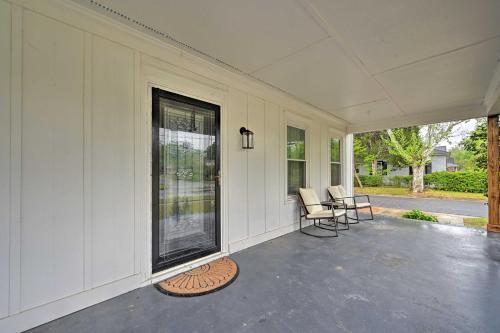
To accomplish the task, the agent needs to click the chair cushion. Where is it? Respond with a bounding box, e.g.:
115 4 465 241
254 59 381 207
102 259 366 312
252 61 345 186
299 188 323 213
327 186 341 200
306 209 346 219
328 185 354 206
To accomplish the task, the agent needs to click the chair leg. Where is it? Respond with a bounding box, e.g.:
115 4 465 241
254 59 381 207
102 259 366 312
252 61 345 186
312 218 339 237
354 206 375 221
301 217 338 238
336 213 349 231
346 208 359 224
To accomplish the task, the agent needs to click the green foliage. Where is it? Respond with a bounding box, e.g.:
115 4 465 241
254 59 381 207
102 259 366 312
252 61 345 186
424 171 487 193
160 141 215 182
461 118 488 170
384 127 424 166
331 138 341 162
402 209 438 222
357 175 384 187
385 122 463 192
449 148 476 171
287 126 305 160
388 175 413 188
353 135 367 164
354 131 389 174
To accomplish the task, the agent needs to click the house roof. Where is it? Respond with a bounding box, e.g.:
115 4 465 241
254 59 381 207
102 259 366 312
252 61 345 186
432 146 448 156
76 0 500 132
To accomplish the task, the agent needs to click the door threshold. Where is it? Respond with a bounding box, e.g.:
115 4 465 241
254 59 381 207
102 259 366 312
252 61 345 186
146 251 227 286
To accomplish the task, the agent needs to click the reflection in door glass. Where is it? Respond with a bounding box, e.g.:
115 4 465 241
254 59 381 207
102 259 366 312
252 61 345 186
156 95 219 269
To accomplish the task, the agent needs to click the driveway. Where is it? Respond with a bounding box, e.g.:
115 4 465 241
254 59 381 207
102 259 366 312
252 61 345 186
368 195 487 217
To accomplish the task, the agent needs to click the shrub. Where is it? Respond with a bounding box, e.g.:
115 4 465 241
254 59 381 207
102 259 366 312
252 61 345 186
357 175 383 187
402 209 438 222
389 175 413 188
424 171 487 193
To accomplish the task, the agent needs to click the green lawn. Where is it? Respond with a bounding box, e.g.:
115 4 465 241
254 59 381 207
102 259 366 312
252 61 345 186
463 217 488 229
355 186 487 201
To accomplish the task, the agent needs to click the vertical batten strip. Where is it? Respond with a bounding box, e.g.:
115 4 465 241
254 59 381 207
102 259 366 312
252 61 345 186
263 103 268 232
9 3 22 316
133 50 143 277
245 94 249 239
83 32 93 290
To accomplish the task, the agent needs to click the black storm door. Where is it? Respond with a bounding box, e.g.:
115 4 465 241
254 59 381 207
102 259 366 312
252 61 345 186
152 88 220 273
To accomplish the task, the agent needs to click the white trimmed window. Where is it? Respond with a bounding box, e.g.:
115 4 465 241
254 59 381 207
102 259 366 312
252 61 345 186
287 126 306 195
330 138 341 186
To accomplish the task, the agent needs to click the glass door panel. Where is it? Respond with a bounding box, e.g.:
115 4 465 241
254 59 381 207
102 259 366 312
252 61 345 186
152 88 220 273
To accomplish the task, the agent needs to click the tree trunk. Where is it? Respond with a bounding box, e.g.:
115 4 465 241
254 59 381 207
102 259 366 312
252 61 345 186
354 171 363 188
371 160 378 175
412 165 424 193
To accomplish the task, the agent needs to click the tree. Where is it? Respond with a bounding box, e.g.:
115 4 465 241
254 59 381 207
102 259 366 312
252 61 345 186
354 131 388 175
385 122 462 192
450 147 476 171
353 137 366 187
461 118 487 170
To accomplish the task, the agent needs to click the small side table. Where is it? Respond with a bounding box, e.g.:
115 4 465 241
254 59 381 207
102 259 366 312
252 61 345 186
320 200 333 209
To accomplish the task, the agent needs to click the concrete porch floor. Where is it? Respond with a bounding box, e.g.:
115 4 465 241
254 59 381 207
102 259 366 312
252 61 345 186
29 216 500 333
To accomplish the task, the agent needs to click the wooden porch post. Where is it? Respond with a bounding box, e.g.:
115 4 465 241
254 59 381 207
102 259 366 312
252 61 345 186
487 115 500 232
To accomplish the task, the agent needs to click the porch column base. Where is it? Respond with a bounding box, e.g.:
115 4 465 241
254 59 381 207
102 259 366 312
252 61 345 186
487 223 500 233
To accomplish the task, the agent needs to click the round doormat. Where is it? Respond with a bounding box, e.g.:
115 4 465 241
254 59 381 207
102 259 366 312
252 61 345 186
155 257 239 297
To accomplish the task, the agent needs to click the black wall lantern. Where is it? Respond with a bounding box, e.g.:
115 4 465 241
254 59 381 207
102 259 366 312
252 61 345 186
239 127 254 149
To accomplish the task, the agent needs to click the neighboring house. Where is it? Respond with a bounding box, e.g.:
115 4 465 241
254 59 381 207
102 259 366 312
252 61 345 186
358 146 455 176
446 158 458 172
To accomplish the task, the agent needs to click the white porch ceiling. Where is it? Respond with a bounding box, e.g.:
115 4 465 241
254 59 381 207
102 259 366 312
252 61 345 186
76 0 500 129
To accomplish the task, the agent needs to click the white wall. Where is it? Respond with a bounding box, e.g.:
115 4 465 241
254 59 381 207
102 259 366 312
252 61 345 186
431 155 447 172
0 0 347 331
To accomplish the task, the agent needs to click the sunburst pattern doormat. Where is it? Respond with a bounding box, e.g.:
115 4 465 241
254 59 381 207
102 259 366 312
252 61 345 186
155 257 239 297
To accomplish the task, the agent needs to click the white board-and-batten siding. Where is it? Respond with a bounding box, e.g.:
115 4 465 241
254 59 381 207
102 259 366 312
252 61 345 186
0 0 348 331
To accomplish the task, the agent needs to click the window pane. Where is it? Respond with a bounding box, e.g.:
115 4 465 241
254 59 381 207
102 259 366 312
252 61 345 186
331 138 340 162
288 160 305 195
331 163 341 186
287 126 305 160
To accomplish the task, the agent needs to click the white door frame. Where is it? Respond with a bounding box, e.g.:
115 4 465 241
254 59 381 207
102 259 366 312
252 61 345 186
139 55 230 284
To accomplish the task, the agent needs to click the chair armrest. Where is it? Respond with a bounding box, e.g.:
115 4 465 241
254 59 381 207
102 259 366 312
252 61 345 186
333 196 355 201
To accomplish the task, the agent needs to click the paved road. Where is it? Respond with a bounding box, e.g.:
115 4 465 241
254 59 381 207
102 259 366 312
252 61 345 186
368 195 488 217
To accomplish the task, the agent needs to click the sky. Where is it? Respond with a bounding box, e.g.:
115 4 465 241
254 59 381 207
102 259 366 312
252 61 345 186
438 118 479 149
